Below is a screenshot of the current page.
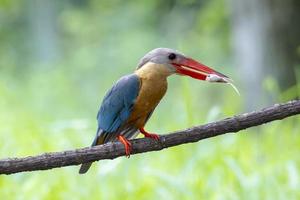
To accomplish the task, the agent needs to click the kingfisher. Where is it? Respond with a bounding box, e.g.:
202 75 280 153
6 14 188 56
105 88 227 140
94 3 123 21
79 48 231 174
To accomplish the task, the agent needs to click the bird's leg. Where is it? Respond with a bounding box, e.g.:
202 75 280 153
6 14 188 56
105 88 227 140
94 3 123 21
139 127 160 141
117 135 132 157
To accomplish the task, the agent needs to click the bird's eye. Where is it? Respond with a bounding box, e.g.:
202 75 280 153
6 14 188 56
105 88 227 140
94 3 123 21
168 53 176 60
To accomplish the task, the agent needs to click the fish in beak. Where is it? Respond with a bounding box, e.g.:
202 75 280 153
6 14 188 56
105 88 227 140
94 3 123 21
172 57 240 95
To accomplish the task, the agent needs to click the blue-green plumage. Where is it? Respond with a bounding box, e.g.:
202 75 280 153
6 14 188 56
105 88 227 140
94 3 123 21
79 74 141 173
98 74 140 133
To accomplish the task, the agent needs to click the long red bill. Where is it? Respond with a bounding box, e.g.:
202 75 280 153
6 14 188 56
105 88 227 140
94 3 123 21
173 57 240 95
173 58 229 81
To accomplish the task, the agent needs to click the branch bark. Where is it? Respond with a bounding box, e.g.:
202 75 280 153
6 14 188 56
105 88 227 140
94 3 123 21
1 100 300 175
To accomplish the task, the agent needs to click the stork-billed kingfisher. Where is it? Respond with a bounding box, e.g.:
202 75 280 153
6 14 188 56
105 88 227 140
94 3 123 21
79 48 231 174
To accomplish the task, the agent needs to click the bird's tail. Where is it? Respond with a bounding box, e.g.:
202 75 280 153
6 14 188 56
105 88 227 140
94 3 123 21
79 129 104 174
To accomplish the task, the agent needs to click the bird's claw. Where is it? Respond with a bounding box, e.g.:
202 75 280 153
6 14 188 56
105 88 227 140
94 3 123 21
117 135 132 157
143 132 160 141
139 128 160 141
124 142 132 158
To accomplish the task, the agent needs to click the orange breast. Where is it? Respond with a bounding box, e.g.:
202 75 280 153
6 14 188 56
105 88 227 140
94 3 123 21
127 63 169 128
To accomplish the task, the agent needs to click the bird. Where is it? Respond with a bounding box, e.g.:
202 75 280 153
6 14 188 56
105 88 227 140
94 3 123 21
79 47 230 174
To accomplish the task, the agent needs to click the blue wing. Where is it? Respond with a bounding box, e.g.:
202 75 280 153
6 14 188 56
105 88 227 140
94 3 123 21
97 74 140 133
79 74 140 174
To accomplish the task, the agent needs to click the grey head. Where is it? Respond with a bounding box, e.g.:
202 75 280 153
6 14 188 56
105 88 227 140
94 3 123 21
135 47 233 85
136 48 186 71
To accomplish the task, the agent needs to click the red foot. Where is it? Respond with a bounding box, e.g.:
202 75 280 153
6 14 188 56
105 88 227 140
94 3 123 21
139 127 160 141
117 135 132 157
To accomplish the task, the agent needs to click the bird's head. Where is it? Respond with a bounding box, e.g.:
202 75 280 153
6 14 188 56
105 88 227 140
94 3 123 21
137 48 230 83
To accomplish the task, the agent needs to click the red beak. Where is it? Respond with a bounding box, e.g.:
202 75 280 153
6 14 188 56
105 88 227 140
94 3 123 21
172 58 229 82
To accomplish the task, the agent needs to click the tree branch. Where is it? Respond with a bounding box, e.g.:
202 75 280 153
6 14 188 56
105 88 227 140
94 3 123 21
1 100 300 175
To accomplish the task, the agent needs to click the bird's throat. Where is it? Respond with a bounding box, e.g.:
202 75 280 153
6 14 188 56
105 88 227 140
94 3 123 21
129 63 169 128
135 62 172 79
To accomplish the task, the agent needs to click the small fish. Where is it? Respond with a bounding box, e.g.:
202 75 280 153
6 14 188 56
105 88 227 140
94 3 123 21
206 74 240 96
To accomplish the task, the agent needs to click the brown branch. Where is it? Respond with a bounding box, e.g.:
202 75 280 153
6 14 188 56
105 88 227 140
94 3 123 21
1 100 300 175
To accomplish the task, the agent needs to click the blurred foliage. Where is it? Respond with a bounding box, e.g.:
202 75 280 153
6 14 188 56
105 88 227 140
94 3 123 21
0 0 299 199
